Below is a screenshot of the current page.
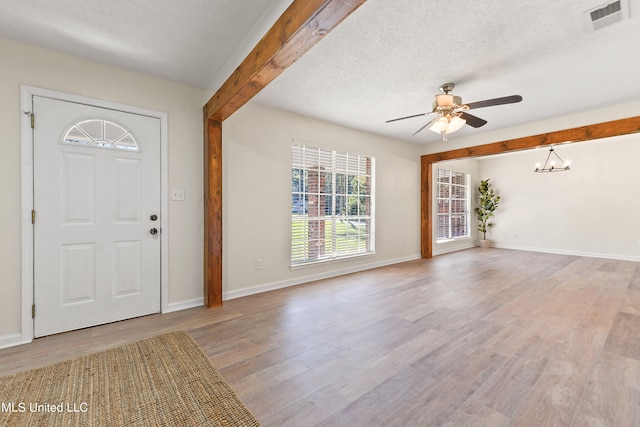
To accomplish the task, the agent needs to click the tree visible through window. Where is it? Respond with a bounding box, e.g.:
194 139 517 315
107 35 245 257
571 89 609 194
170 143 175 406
291 144 375 265
436 169 469 240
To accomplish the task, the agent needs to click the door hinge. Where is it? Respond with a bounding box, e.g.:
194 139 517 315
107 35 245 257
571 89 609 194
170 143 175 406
23 111 34 128
30 113 34 129
32 304 35 319
31 210 35 224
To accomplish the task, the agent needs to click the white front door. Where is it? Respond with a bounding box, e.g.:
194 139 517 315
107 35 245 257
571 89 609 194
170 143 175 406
33 96 161 337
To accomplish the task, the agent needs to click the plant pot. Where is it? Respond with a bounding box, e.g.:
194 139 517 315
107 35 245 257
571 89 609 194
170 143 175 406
479 239 492 249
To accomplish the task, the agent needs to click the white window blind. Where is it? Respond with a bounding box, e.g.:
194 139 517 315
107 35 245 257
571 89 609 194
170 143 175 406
436 169 470 240
291 144 375 265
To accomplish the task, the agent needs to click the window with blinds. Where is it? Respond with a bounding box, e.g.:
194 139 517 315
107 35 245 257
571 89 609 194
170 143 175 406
436 169 470 241
291 144 375 265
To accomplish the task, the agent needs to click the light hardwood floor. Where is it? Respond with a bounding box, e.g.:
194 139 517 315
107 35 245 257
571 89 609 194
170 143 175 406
2 248 640 426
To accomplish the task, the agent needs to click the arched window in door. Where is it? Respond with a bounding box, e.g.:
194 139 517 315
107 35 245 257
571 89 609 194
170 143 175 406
62 119 139 152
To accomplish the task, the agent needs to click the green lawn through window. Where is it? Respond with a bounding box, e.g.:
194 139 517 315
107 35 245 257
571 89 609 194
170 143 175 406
291 216 369 263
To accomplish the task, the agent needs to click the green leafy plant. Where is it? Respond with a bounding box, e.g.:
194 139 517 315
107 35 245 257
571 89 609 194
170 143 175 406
475 179 500 240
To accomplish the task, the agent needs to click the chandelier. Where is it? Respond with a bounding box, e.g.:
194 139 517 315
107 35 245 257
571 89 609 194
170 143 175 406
534 146 570 173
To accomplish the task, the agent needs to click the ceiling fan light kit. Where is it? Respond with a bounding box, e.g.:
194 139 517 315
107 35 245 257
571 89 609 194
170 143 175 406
385 82 523 141
429 115 466 141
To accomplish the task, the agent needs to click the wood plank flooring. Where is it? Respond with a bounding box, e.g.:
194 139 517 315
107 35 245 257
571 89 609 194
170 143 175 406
2 248 640 426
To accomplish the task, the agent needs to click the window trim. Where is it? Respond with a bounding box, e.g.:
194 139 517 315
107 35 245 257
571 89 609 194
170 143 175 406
291 143 375 266
435 169 470 242
62 118 140 152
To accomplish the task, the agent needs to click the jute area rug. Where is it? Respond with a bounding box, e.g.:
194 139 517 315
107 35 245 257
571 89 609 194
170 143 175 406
0 330 260 427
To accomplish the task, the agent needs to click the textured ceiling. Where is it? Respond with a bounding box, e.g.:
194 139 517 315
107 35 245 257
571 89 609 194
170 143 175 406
254 0 640 143
0 0 278 88
1 0 639 145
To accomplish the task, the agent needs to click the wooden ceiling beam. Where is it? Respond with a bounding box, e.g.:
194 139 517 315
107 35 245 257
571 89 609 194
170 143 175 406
203 0 367 307
204 0 367 122
420 115 640 259
422 116 640 164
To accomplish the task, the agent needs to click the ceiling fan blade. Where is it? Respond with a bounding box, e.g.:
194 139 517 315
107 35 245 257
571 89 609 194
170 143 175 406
385 113 428 123
464 95 523 110
412 116 440 136
459 112 487 128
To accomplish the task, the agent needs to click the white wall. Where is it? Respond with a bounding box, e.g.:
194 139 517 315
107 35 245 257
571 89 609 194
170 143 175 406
5 22 637 346
476 135 640 260
221 102 422 298
0 35 423 346
0 37 205 343
423 102 640 260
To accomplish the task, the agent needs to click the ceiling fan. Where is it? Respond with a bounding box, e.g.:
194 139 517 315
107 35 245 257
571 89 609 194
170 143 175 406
386 83 523 141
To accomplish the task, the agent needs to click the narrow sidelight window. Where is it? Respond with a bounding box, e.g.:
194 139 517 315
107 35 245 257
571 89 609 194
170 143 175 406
436 169 470 241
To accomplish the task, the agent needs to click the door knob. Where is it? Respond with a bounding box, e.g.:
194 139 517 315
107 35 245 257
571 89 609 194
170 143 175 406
150 228 158 235
150 214 158 221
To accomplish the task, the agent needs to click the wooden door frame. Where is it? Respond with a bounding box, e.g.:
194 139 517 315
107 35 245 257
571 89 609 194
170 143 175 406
420 116 640 259
202 0 367 307
19 85 169 347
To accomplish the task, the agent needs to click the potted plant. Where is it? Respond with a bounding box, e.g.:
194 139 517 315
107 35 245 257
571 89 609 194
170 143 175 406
475 179 500 248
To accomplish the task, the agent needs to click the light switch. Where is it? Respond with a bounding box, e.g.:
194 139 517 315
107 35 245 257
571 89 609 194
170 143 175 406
171 188 185 201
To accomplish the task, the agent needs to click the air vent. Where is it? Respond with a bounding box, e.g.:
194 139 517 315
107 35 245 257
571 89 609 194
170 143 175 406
585 0 629 31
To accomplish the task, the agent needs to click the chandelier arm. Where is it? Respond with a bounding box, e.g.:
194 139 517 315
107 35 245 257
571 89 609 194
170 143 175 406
542 150 553 169
552 150 567 165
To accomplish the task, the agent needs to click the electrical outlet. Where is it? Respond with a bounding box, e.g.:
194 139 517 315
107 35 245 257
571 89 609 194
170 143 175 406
255 259 263 270
171 188 185 201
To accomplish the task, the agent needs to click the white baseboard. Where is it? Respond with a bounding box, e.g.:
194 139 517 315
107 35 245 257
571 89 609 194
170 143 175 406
164 297 204 313
0 333 30 350
493 243 640 262
223 254 421 301
0 298 204 350
433 241 476 256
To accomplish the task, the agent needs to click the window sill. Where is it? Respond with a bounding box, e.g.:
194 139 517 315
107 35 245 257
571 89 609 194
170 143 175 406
436 236 472 245
290 251 376 271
